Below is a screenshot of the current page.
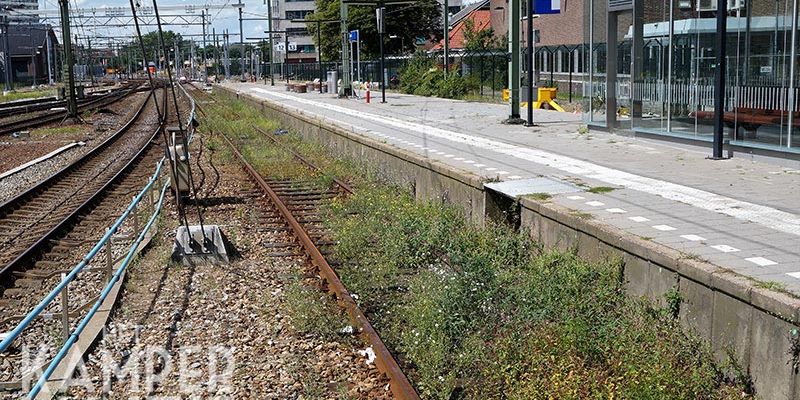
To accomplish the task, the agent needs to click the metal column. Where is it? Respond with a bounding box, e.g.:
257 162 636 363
444 0 449 77
605 12 618 128
631 0 644 129
267 0 275 85
712 0 727 158
58 0 77 117
340 1 351 96
508 0 521 119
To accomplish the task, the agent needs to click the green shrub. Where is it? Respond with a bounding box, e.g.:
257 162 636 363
399 53 469 99
435 74 468 99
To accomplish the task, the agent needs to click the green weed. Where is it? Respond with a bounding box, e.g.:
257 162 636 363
587 186 616 194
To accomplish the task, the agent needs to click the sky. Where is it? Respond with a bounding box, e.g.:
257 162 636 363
35 0 479 48
36 0 270 46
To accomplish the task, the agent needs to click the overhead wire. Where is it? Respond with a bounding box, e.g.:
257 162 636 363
126 0 198 238
150 0 211 247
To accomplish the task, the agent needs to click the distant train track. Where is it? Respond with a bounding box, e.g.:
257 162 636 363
0 84 168 288
0 80 152 136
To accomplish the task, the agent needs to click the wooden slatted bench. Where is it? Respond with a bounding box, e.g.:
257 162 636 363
691 108 800 138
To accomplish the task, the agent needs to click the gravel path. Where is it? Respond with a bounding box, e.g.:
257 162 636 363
62 130 392 398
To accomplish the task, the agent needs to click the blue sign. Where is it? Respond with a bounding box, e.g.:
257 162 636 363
533 0 560 13
349 30 359 42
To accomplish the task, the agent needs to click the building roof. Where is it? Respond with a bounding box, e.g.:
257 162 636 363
433 7 491 51
6 24 57 57
448 0 489 28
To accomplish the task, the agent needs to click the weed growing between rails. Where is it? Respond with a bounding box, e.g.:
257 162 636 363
201 94 368 188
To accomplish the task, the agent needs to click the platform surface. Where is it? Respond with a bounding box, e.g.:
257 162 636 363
223 82 800 294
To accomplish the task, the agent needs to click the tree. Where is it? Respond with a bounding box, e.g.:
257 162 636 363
462 18 503 51
307 0 442 61
119 30 186 71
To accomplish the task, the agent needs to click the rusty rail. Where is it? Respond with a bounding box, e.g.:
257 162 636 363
219 133 419 400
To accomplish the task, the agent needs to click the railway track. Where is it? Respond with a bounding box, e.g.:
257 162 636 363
193 86 419 399
0 81 148 136
0 85 169 290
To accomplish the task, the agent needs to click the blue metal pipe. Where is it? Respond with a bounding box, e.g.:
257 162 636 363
0 158 165 354
28 179 170 399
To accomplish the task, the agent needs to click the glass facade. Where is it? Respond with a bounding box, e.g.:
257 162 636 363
583 0 800 152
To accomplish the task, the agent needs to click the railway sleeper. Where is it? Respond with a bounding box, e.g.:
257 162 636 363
35 259 67 268
0 298 19 308
12 278 42 287
49 238 85 247
2 288 26 297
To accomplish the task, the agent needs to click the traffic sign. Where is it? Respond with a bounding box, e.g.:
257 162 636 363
275 42 298 52
349 30 359 42
533 0 560 13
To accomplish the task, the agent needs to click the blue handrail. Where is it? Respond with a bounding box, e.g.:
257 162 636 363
28 178 170 399
2 82 199 398
0 158 165 354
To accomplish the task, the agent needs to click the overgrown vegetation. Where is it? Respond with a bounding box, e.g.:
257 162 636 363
399 53 469 99
203 89 750 399
326 187 749 399
0 88 56 103
398 19 506 101
284 279 351 341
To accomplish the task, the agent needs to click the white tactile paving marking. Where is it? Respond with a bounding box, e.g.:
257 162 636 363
464 160 475 163
606 208 627 213
485 167 497 171
454 157 464 160
629 216 650 222
787 272 800 279
653 225 677 231
474 164 486 167
567 195 585 200
745 257 778 267
444 154 455 158
586 201 605 207
253 88 800 237
497 171 509 175
711 244 740 253
680 234 707 241
508 175 523 180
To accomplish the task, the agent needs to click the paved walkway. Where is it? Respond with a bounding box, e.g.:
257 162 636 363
223 82 800 294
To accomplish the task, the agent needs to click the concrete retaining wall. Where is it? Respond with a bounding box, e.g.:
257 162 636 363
219 85 800 399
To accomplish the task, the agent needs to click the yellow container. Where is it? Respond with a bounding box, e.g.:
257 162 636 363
502 88 510 102
537 87 557 102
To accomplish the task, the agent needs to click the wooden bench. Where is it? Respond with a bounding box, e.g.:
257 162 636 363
691 108 800 138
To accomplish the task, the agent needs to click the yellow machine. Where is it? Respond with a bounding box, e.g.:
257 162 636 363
506 87 566 112
527 87 565 112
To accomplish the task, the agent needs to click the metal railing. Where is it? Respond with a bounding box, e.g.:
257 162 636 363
0 80 198 398
27 165 171 399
